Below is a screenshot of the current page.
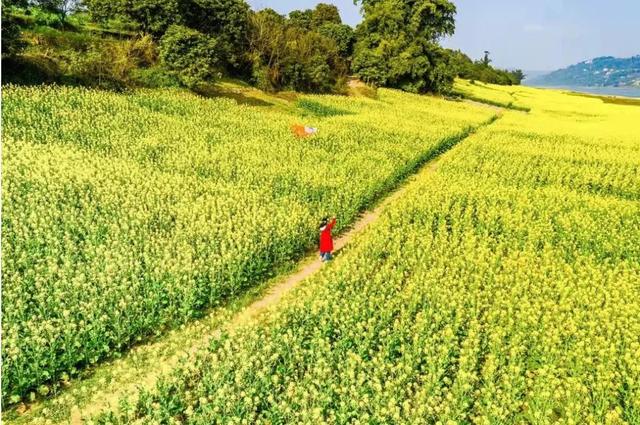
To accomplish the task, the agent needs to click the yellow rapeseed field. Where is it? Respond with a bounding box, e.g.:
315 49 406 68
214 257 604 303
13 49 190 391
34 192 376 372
95 85 640 424
1 85 493 402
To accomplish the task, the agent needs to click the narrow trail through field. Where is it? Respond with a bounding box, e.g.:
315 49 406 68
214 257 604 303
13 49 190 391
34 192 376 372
8 108 504 425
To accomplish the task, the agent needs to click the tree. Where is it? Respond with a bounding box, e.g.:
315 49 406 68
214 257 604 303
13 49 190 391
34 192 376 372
352 0 457 93
159 24 221 87
247 8 347 92
247 8 286 89
83 0 126 23
84 0 249 72
84 0 179 35
444 49 525 86
508 69 525 84
317 22 354 58
482 50 491 66
288 9 313 30
34 0 79 18
312 3 341 27
178 0 250 71
290 3 341 30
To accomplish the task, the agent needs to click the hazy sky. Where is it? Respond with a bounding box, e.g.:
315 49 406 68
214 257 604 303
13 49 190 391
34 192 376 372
246 0 640 71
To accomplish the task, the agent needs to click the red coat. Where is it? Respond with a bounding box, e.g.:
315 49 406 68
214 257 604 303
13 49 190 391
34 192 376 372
319 218 336 253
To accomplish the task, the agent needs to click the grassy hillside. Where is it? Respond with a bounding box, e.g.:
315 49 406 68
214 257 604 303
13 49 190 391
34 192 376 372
2 10 174 90
91 84 640 424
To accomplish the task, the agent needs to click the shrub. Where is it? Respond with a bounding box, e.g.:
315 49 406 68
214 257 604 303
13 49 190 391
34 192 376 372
2 2 28 57
29 25 94 50
29 6 65 28
52 34 157 89
130 66 180 88
1 17 26 57
159 24 221 88
127 33 157 67
247 9 348 93
317 22 354 58
66 42 129 89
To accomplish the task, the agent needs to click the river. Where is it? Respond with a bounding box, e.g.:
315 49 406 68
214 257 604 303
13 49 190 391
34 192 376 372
523 83 640 98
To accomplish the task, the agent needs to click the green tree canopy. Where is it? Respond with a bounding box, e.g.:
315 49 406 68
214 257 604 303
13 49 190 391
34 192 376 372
84 0 178 35
159 24 221 87
446 49 525 85
317 22 355 58
352 0 457 93
288 9 313 30
312 3 342 27
247 8 347 92
178 0 249 70
290 3 342 30
84 0 249 71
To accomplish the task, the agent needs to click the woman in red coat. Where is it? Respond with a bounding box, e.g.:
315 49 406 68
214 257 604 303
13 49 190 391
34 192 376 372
319 217 337 262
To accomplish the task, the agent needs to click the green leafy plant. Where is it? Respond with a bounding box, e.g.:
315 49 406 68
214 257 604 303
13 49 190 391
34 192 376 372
159 24 220 88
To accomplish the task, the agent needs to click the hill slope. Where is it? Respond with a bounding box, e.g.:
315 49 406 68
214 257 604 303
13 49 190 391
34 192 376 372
530 55 640 87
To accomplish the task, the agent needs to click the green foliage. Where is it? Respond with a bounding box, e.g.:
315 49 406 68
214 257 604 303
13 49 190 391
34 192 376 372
177 0 250 72
3 24 158 89
5 0 481 95
353 0 457 94
84 0 178 35
296 98 351 117
288 8 313 30
2 0 26 8
350 48 387 85
129 66 181 88
29 23 85 45
317 22 355 58
311 2 342 27
2 5 27 56
243 2 352 93
8 0 79 23
509 69 525 84
30 7 66 27
159 24 221 88
289 3 341 31
82 0 119 22
482 50 491 66
247 9 348 93
70 34 157 88
84 0 249 73
447 49 525 85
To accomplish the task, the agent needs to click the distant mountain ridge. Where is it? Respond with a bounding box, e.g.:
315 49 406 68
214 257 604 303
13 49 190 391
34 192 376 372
522 70 552 82
529 55 640 87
